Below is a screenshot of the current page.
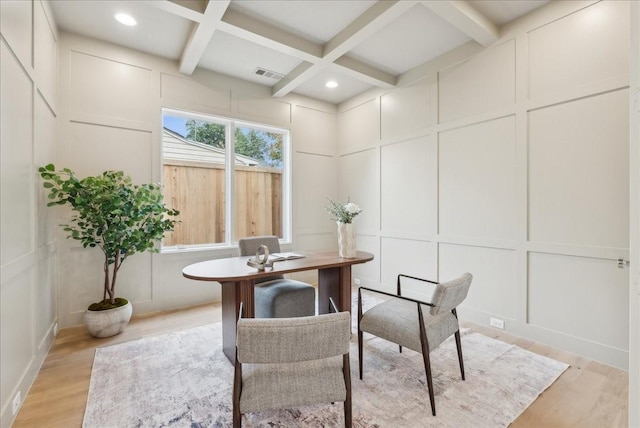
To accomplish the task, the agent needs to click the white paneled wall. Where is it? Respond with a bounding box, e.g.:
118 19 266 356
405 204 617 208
528 90 629 248
0 1 58 427
381 136 436 237
439 117 517 241
338 0 630 369
438 40 515 123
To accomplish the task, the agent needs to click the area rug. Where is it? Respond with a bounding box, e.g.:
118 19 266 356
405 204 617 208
83 321 568 427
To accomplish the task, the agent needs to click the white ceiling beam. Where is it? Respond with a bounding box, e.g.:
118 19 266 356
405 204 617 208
217 9 323 63
179 0 231 75
274 0 415 97
422 0 498 46
331 56 396 88
323 0 418 61
271 62 317 97
149 0 206 23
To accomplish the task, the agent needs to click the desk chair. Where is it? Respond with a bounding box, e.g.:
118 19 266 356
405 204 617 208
358 272 472 416
238 236 315 318
233 298 352 427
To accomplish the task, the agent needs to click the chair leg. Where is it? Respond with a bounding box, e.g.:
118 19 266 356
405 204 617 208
358 329 363 380
233 352 242 428
344 354 352 427
421 349 436 416
357 288 364 380
417 304 436 416
454 329 465 380
399 345 402 353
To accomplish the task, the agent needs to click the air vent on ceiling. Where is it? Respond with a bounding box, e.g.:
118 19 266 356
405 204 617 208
254 67 284 80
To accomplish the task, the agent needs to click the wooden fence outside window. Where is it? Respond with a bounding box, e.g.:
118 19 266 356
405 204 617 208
162 160 283 247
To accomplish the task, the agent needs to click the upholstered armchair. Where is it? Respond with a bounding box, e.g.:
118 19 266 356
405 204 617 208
357 273 473 416
233 299 352 427
238 235 315 318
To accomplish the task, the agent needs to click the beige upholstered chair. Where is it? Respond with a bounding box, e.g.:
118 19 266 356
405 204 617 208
238 236 315 318
233 299 352 427
357 273 473 416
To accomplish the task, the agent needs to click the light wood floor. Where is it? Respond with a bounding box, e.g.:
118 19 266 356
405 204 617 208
13 303 628 428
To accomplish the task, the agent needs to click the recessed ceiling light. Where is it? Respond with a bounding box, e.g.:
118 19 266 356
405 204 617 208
325 81 338 88
115 13 137 26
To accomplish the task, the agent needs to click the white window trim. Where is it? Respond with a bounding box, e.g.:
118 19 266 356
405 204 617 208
160 108 293 252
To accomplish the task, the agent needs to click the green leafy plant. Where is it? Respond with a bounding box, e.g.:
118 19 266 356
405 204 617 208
39 164 179 310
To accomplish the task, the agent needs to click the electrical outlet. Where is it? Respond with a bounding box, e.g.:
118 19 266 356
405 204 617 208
354 278 361 285
490 317 505 329
53 322 59 337
12 391 21 415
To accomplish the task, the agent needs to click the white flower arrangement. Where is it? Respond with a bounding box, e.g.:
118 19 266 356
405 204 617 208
325 198 362 224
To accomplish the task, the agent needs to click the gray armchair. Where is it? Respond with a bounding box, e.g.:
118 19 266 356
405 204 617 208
233 299 352 427
357 272 473 416
238 236 315 318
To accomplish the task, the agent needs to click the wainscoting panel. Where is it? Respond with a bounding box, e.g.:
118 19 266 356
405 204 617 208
381 237 437 297
161 72 232 113
338 98 379 155
528 89 629 248
292 105 336 156
0 0 32 70
1 41 34 266
338 149 379 234
35 252 56 342
34 0 57 106
35 94 57 245
528 252 629 351
69 51 152 124
438 39 515 123
381 136 436 235
353 234 380 287
440 243 517 320
527 0 629 101
67 122 152 182
293 152 337 232
237 97 291 125
438 116 516 240
381 77 433 142
67 246 152 313
0 269 33 406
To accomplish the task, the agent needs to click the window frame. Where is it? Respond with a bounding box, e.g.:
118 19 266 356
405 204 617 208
160 108 292 253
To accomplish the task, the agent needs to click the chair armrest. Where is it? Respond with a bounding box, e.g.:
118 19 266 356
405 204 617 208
397 274 438 284
359 286 435 307
397 274 438 298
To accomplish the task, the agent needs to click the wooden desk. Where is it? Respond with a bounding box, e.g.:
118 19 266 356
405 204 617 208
182 251 374 363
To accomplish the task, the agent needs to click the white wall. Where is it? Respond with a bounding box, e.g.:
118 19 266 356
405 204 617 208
338 0 632 369
55 32 339 328
0 1 58 426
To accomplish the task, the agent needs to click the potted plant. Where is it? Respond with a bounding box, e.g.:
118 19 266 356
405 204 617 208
39 164 179 337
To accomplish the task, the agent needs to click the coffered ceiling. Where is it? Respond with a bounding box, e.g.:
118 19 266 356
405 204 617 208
50 0 548 104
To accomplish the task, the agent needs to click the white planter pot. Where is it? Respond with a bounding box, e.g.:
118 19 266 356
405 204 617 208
84 300 133 338
337 221 357 258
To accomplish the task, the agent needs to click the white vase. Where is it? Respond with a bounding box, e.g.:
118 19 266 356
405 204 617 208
84 300 133 338
337 221 357 258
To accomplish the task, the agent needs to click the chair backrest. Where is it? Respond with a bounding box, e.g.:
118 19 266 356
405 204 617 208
430 272 473 315
238 235 284 283
236 311 351 364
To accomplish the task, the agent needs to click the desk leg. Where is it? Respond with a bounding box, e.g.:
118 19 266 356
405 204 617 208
318 265 352 314
221 280 255 364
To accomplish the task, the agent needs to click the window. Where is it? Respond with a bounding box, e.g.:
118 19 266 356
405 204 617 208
161 108 290 250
